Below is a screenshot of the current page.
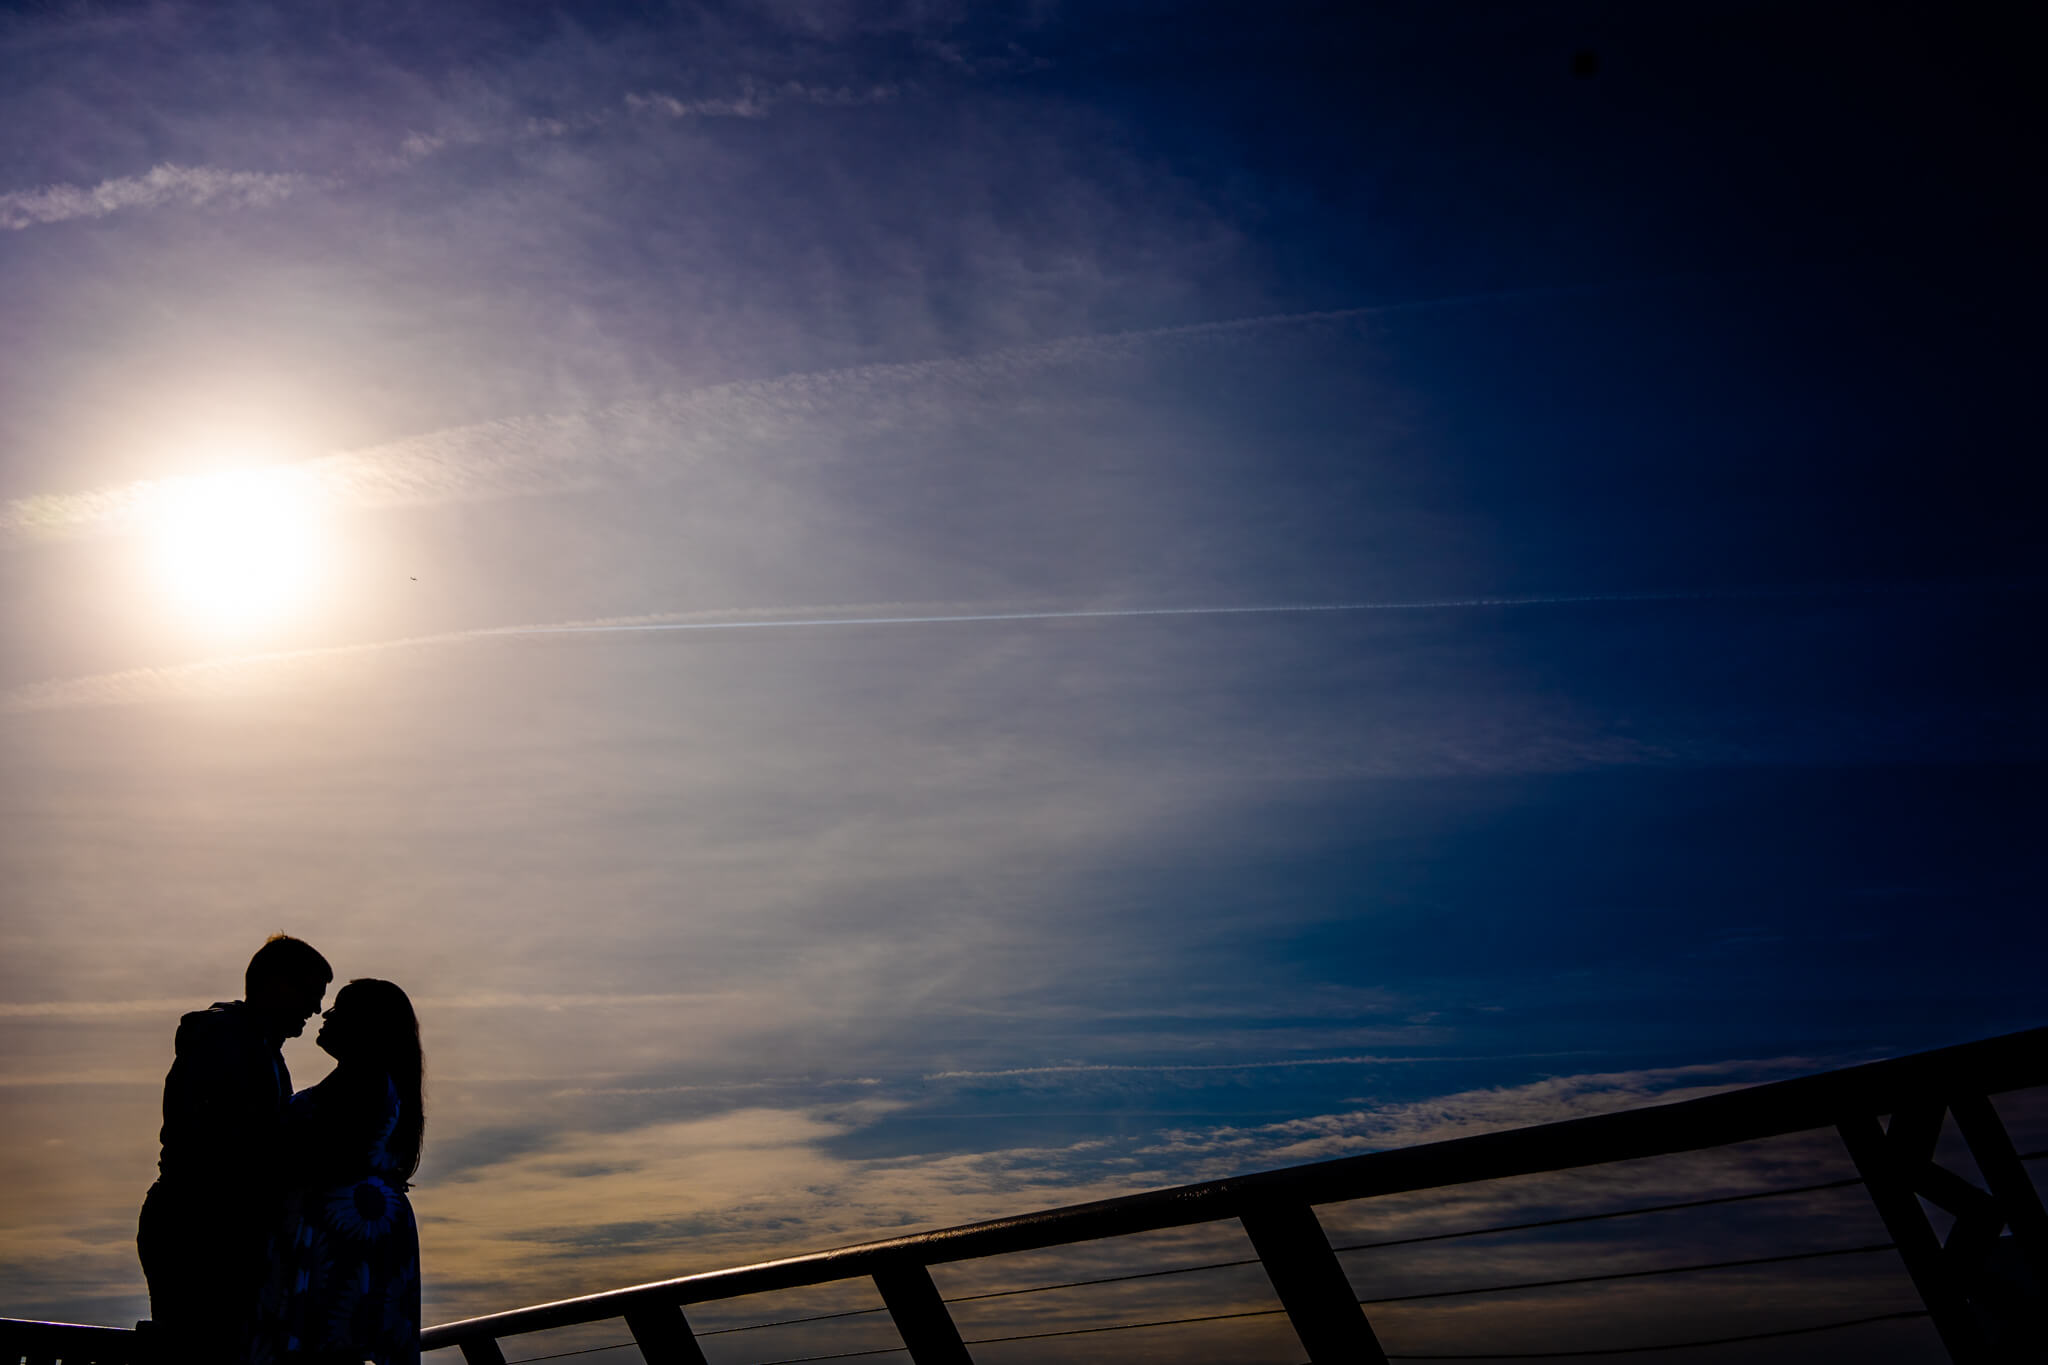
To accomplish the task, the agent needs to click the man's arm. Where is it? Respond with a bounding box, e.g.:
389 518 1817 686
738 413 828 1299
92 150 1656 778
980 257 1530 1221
159 1014 284 1187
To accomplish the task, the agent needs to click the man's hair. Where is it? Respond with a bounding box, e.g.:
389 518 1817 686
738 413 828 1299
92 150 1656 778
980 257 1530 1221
245 934 333 995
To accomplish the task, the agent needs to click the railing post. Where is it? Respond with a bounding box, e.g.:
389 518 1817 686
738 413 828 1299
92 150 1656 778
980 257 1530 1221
1950 1093 2048 1280
624 1303 710 1365
1241 1201 1390 1365
458 1336 509 1365
1949 1093 2048 1357
872 1262 973 1365
1839 1111 1990 1364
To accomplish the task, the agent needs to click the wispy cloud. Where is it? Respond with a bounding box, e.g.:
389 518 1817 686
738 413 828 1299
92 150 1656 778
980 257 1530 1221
0 998 197 1019
924 1052 1597 1080
386 80 904 167
626 81 898 121
400 1053 1855 1321
0 1040 1933 1331
378 114 609 167
0 76 901 235
0 991 742 1018
0 1069 162 1087
0 631 454 713
1130 1057 1826 1168
0 305 1387 544
554 1076 884 1098
0 163 318 230
0 276 1748 553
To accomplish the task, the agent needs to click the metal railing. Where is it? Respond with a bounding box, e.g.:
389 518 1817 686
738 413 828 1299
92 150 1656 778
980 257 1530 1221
8 1025 2044 1365
0 1319 138 1365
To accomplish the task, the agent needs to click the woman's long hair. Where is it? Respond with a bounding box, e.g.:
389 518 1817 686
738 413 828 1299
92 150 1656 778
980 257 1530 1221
336 977 425 1183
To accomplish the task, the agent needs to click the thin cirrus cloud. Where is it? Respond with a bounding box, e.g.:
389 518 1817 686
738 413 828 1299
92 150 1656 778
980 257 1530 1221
0 997 199 1018
921 1052 1600 1080
0 162 319 230
0 307 1372 540
0 991 739 1021
399 81 901 160
0 286 1609 547
0 81 900 232
378 81 888 165
365 1054 1872 1325
625 81 899 120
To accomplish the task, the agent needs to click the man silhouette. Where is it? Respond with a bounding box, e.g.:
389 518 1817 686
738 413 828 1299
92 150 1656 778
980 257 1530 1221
138 935 332 1365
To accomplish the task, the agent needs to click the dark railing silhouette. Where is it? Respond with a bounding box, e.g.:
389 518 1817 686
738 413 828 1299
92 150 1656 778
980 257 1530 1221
7 1026 2043 1365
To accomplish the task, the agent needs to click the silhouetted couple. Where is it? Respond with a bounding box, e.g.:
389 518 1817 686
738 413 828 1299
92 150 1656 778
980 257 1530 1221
138 936 425 1365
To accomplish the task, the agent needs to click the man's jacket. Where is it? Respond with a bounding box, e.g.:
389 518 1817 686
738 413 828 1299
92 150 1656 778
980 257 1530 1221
155 1001 291 1196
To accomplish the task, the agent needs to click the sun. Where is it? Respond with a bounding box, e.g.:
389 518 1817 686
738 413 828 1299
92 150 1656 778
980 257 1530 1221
142 465 331 632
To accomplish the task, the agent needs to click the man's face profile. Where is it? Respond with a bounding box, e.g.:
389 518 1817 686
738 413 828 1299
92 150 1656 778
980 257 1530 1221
251 971 328 1036
284 975 327 1036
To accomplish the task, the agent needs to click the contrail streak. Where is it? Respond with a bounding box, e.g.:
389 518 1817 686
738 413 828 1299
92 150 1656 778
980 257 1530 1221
474 590 1738 639
0 582 1902 714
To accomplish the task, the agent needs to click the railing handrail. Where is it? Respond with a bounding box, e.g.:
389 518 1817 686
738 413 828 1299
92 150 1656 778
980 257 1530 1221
0 1318 135 1336
419 1023 2047 1349
0 1316 140 1365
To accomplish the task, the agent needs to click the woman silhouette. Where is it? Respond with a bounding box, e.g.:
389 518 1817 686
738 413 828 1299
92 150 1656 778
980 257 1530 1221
254 978 423 1365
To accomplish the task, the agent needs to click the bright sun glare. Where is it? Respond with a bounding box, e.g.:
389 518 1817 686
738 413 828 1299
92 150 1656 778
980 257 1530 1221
143 466 330 632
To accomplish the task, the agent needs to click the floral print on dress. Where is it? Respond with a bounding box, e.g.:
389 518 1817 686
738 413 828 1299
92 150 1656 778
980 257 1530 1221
253 1072 420 1365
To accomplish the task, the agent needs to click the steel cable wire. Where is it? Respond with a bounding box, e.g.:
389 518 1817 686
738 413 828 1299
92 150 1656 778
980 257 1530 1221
744 1306 1935 1364
503 1341 637 1363
741 1242 1906 1364
1377 1308 1931 1358
497 1148 2048 1364
741 1171 1884 1326
696 1305 886 1337
1356 1241 1895 1305
1327 1176 1871 1255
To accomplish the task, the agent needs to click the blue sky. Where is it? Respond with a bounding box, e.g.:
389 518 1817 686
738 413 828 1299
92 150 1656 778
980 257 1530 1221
1 0 2042 1351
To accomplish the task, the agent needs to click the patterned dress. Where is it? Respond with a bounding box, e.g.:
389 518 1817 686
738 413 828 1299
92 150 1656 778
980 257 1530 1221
253 1066 421 1365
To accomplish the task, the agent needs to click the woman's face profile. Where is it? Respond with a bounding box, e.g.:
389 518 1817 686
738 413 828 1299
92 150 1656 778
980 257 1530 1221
314 992 358 1060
